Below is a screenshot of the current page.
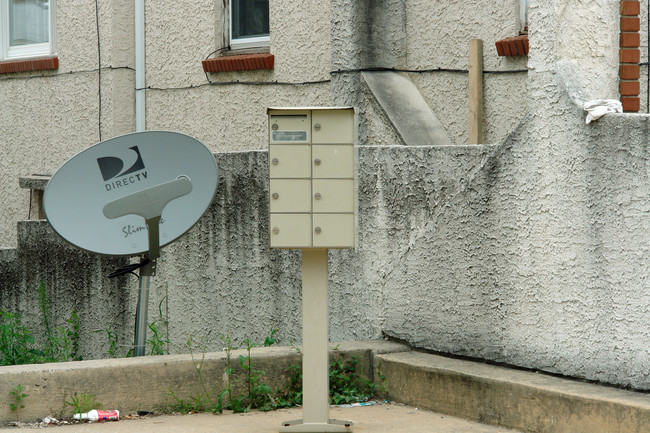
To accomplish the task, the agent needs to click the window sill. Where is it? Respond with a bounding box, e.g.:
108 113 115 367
202 53 274 73
0 56 59 74
495 35 529 57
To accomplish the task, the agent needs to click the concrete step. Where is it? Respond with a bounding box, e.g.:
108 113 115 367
2 340 649 432
376 351 650 433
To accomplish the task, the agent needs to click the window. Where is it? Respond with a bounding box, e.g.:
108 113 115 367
229 0 269 50
1 0 55 60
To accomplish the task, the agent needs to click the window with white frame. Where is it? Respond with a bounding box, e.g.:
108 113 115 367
229 0 269 50
1 0 55 60
519 0 528 34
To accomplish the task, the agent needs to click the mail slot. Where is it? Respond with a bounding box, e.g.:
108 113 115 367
270 112 311 144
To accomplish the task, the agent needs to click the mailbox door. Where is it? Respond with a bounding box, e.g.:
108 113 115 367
312 179 354 213
312 145 354 178
312 213 355 247
270 179 311 213
312 109 355 144
270 214 312 247
269 145 311 178
270 112 311 144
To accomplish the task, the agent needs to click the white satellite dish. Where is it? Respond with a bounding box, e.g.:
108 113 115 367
43 131 219 356
43 131 218 256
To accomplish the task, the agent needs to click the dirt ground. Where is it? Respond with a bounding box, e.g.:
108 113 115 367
0 401 521 433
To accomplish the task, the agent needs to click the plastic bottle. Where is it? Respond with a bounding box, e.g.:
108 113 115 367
73 409 120 422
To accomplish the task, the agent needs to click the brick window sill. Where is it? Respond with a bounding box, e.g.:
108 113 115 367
495 35 529 57
202 53 274 73
0 56 58 74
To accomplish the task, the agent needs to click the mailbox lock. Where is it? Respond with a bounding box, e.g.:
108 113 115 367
314 226 322 234
272 123 279 131
272 227 280 234
314 158 321 166
314 192 321 200
314 123 321 131
272 158 279 165
272 193 279 200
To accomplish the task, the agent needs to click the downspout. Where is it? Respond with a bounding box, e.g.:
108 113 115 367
135 0 145 132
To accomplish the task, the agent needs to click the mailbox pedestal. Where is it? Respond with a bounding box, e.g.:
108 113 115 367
269 107 356 433
280 249 351 433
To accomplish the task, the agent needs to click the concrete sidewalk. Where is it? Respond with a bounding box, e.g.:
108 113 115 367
0 402 522 433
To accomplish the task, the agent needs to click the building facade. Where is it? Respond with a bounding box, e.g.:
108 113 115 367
2 0 650 391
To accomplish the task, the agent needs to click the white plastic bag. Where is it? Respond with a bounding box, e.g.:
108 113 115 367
584 99 622 124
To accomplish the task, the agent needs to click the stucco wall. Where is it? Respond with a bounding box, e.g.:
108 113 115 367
3 0 650 392
406 0 529 145
0 0 135 248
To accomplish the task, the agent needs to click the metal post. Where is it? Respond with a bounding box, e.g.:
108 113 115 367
133 260 153 357
280 249 351 433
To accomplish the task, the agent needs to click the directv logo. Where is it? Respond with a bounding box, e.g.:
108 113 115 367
97 146 148 191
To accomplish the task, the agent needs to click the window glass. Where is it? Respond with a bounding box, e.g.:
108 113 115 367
9 0 49 47
520 0 528 33
231 0 269 40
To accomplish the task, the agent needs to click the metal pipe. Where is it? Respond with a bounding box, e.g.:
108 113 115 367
133 263 152 357
135 0 145 132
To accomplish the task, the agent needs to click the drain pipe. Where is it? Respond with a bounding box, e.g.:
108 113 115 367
135 0 145 132
133 0 149 356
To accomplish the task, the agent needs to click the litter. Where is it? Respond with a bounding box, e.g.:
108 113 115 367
584 99 622 124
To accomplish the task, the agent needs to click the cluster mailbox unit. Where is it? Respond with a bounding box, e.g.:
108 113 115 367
268 107 357 433
269 107 356 249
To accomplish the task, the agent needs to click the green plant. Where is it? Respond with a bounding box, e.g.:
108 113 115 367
274 362 303 408
239 336 274 411
9 384 28 421
147 320 170 356
94 322 120 358
0 310 41 365
147 290 170 356
220 332 245 413
65 393 103 415
328 346 374 405
165 336 219 414
37 281 82 363
66 310 82 361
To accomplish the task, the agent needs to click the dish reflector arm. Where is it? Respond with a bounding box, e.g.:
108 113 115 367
103 176 192 275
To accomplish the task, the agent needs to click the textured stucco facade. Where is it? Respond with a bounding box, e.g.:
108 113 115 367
2 0 650 392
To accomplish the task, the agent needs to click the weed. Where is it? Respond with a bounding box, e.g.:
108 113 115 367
37 281 82 362
165 336 218 414
65 393 103 415
94 323 120 358
9 384 28 421
0 311 41 365
329 346 374 405
240 336 274 411
274 362 303 408
147 320 170 356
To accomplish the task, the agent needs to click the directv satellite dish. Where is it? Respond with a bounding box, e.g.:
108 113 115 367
43 131 219 356
44 131 218 256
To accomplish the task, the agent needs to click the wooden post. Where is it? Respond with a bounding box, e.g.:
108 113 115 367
468 39 484 144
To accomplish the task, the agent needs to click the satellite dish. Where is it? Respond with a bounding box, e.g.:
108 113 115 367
43 131 218 257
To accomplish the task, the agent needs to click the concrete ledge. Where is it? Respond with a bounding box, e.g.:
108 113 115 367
0 340 409 423
6 341 650 432
375 351 650 433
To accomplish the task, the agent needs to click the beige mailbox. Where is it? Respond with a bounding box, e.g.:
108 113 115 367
268 107 356 249
269 108 357 432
